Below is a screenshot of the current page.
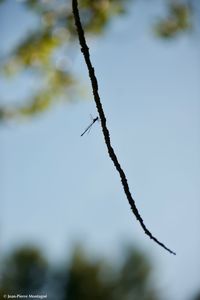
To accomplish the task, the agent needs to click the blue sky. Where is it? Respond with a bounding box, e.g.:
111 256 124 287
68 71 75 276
0 1 200 300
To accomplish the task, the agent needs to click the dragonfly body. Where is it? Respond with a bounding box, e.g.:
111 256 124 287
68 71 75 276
81 116 98 137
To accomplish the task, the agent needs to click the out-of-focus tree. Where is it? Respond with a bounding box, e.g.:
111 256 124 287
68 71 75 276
63 246 115 300
114 247 158 300
0 244 159 300
0 0 198 121
0 0 130 120
0 246 48 297
155 1 192 38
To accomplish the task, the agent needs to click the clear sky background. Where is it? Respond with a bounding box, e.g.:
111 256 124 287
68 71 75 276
0 1 200 300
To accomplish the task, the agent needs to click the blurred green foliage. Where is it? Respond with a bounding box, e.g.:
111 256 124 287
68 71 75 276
64 247 114 300
155 3 191 38
0 244 159 300
0 0 196 121
114 249 157 300
0 247 48 295
0 0 129 120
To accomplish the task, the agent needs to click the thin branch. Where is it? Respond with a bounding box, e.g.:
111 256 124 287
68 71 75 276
72 0 176 255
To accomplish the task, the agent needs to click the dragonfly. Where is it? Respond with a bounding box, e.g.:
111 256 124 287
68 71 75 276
81 115 99 137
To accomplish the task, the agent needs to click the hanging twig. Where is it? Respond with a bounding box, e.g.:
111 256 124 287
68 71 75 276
72 0 176 255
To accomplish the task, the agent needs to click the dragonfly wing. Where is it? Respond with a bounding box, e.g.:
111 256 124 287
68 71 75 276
81 117 98 137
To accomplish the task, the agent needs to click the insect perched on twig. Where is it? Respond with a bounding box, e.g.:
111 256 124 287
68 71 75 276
80 116 99 137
